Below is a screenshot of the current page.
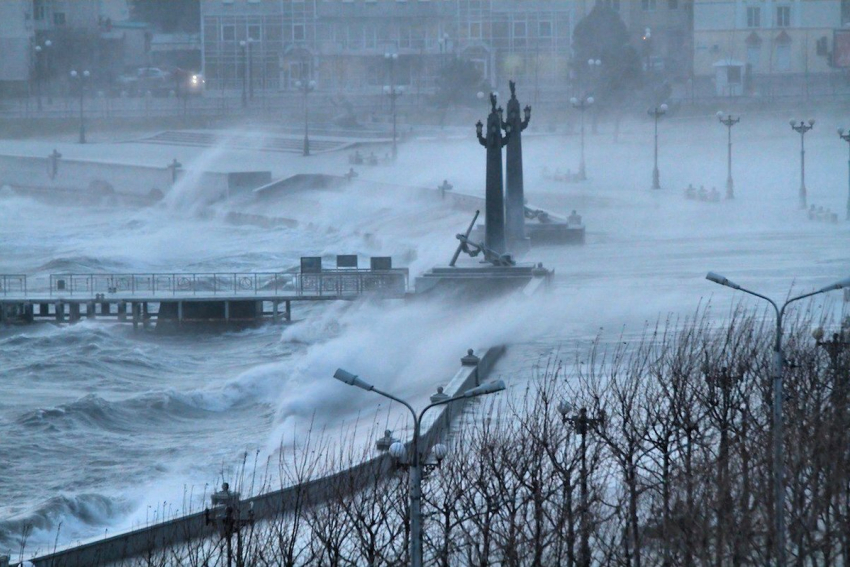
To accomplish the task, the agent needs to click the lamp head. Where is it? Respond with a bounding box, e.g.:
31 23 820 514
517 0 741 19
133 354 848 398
309 80 316 88
83 70 90 78
789 119 797 127
570 97 578 105
660 103 668 113
812 326 825 341
595 59 601 66
716 111 724 119
45 40 51 47
587 96 594 105
332 368 375 391
587 59 594 66
463 380 506 398
295 80 302 88
477 91 485 100
70 70 77 78
388 441 406 461
818 276 850 293
524 105 532 121
475 120 483 137
706 271 741 290
432 443 448 462
808 119 816 126
557 400 573 417
35 45 41 52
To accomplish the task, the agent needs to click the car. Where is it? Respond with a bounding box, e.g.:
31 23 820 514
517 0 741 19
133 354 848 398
172 68 205 96
115 67 172 97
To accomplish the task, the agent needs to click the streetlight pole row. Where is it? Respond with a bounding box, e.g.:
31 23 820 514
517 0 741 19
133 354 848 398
384 52 402 162
70 69 90 144
648 104 668 190
570 96 594 181
706 271 850 567
558 403 604 567
332 368 506 567
790 120 815 209
838 128 850 220
296 79 316 157
717 112 740 200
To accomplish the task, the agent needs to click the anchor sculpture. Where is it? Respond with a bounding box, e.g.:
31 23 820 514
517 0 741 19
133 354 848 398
450 210 515 267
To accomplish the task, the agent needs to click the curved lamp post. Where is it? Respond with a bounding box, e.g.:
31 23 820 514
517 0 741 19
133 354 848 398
70 69 90 144
648 104 668 189
838 128 850 220
296 79 316 156
717 112 740 199
705 271 850 567
332 368 506 567
790 119 815 209
570 96 594 181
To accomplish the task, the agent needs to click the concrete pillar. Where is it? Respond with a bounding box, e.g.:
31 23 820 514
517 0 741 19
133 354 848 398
86 302 95 319
142 303 150 330
55 303 65 322
224 300 230 322
131 303 139 330
69 303 80 323
477 93 508 255
504 81 530 253
177 301 183 326
285 300 291 322
118 301 127 322
39 303 49 317
23 304 34 323
100 301 110 316
272 300 279 323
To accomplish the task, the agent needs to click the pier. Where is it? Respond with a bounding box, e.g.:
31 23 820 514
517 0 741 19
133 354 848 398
0 260 409 331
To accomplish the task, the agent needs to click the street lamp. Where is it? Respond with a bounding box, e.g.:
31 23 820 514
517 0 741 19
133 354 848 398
43 40 52 105
648 104 668 189
438 33 450 70
69 69 90 144
239 39 253 108
717 112 740 199
558 402 604 567
570 96 594 181
384 52 402 161
642 27 652 72
705 271 850 567
296 79 316 157
837 128 850 220
332 367 506 567
790 119 815 209
204 482 254 567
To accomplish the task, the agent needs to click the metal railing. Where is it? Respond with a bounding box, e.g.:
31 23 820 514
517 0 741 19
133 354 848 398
49 273 295 297
298 269 408 297
46 270 409 298
0 274 26 296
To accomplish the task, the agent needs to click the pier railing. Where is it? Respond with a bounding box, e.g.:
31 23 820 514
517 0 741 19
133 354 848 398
0 274 26 296
49 273 296 297
46 270 409 298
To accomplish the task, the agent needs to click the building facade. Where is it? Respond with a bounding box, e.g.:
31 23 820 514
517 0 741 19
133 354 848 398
693 0 842 95
200 0 575 96
0 1 35 94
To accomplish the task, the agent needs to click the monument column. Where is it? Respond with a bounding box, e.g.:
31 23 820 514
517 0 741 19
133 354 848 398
476 93 511 255
504 80 531 253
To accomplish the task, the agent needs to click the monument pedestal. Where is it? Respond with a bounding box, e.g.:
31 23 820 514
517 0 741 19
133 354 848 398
472 221 585 247
415 264 552 296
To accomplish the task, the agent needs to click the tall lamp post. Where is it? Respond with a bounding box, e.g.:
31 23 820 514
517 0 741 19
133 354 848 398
717 112 740 199
33 44 45 111
837 128 850 220
332 368 506 567
648 104 668 189
705 271 850 567
296 79 316 157
558 403 604 567
239 39 253 108
70 69 90 144
790 119 814 209
384 52 402 161
570 96 594 181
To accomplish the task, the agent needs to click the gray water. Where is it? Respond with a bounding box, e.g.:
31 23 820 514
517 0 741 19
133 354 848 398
2 123 849 558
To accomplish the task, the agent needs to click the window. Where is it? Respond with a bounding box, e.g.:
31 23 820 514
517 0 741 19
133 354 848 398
539 21 552 38
513 22 526 38
776 6 791 27
53 12 66 25
747 7 760 28
293 24 305 41
776 44 791 70
222 25 235 41
642 0 656 12
469 21 481 39
247 25 261 41
33 0 46 21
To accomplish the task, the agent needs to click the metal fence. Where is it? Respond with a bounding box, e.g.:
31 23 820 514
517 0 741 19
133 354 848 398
298 269 408 297
49 273 295 297
0 275 26 296
47 271 409 298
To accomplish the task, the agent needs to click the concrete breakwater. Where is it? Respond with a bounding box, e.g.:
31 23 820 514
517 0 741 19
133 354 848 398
0 152 270 204
24 346 505 567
